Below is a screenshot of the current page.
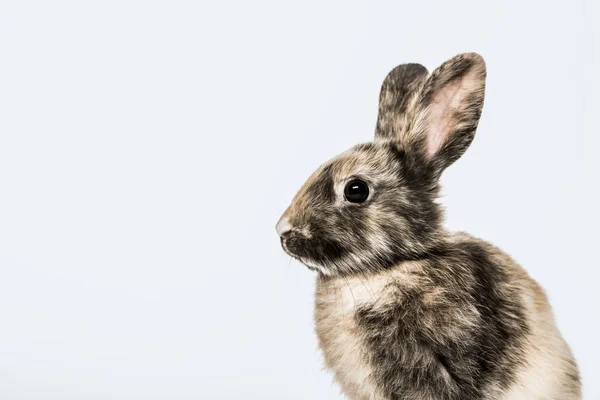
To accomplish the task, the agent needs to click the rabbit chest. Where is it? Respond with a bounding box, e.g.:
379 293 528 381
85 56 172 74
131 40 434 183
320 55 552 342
314 273 386 399
312 261 485 400
313 263 446 400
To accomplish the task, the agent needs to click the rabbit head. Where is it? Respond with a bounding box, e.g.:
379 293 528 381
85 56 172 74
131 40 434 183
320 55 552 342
276 53 486 277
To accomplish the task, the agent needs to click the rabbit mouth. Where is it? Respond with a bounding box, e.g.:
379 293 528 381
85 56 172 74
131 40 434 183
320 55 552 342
280 231 344 276
284 248 332 276
280 233 310 264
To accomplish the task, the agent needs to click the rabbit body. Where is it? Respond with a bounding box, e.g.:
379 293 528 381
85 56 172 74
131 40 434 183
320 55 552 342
314 232 580 399
276 53 581 399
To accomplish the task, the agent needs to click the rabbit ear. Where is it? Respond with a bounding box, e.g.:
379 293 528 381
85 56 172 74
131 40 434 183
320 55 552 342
375 63 429 140
404 53 486 175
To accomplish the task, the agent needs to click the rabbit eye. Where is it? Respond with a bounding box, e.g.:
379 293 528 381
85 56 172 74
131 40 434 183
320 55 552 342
344 180 369 203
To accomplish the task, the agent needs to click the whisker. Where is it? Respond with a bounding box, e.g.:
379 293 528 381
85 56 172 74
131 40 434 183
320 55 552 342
343 277 357 313
356 273 376 302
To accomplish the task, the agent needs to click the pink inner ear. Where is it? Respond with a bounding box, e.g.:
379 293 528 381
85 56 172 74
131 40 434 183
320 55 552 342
425 77 464 158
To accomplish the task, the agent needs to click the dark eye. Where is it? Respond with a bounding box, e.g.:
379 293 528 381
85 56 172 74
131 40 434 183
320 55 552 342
344 180 369 203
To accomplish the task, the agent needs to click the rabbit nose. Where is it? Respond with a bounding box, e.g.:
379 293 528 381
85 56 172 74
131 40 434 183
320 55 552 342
276 217 292 238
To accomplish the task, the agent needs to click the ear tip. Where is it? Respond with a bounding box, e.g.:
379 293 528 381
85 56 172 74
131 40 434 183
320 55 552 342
404 63 429 75
384 63 429 83
461 52 487 74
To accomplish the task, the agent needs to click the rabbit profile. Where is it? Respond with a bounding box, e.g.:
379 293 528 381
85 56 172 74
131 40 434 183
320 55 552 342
275 53 581 399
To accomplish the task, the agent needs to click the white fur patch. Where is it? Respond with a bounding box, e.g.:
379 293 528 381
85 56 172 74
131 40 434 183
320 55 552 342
275 216 291 237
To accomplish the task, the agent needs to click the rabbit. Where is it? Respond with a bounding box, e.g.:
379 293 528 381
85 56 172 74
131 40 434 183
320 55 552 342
275 53 581 400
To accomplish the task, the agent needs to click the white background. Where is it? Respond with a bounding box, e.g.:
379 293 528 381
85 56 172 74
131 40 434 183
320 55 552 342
1 1 599 399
